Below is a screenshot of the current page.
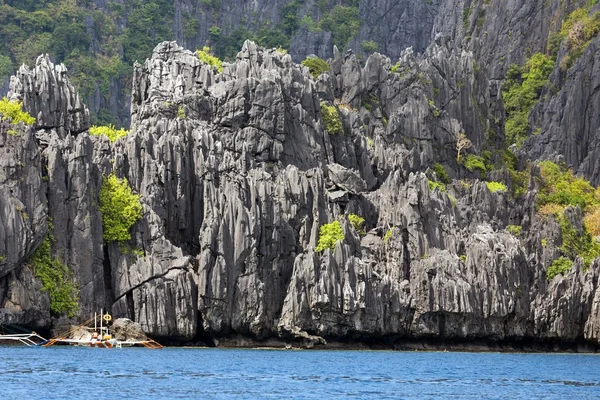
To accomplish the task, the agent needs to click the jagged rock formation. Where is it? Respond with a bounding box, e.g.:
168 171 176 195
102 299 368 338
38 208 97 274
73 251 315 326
2 35 600 350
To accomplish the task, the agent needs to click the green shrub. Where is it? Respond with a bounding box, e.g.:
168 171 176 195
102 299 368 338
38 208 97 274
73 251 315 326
301 56 330 79
463 154 487 176
89 125 129 142
459 254 467 262
390 61 400 74
177 105 186 119
549 6 600 68
315 220 344 252
384 228 393 241
506 224 522 236
557 213 600 268
536 161 600 267
486 181 508 193
361 40 378 53
547 256 573 280
348 214 366 235
30 227 79 317
448 194 458 207
0 97 36 125
428 179 446 192
433 163 451 184
197 46 223 73
99 174 143 243
502 53 554 146
320 102 343 135
537 161 598 212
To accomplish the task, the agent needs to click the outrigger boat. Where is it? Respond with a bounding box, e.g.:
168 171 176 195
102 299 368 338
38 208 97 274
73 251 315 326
0 309 162 349
43 309 163 349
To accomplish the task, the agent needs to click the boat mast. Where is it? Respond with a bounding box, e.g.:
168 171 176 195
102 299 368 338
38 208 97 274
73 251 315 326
100 308 103 335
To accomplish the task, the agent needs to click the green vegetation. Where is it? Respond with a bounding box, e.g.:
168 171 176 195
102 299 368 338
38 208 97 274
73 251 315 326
462 154 488 176
486 181 508 193
390 61 401 74
557 214 600 267
315 220 345 252
502 53 555 147
506 225 522 236
301 56 330 79
537 161 599 212
99 174 143 243
547 6 600 69
433 163 451 184
0 0 174 126
0 1 363 124
537 161 600 269
547 256 574 280
320 102 343 135
428 179 446 192
459 254 467 263
348 214 366 236
29 222 78 317
361 40 378 53
89 125 129 142
207 1 360 60
177 105 186 119
197 47 223 73
0 98 35 125
384 228 393 241
319 5 361 50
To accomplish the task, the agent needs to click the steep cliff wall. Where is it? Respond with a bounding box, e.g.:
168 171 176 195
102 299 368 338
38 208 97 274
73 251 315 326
2 36 600 349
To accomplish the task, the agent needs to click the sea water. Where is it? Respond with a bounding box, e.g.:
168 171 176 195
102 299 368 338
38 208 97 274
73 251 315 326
1 347 599 399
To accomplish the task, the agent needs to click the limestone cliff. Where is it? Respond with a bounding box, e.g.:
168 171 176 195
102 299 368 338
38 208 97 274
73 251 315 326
1 34 600 350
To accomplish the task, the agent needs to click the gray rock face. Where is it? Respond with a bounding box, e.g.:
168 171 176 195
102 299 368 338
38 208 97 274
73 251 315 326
8 55 90 137
289 27 334 63
2 36 600 349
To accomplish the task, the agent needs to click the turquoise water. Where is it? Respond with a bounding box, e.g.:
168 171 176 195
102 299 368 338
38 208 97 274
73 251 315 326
1 347 599 399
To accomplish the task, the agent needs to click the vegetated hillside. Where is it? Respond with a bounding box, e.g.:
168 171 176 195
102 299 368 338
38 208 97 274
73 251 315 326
0 0 437 129
1 0 600 349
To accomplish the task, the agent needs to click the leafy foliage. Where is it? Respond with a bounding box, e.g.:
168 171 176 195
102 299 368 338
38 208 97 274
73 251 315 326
538 161 600 269
319 5 361 50
548 6 600 69
320 102 343 135
0 97 35 125
197 47 223 73
433 163 451 184
0 0 172 126
361 40 378 53
384 228 393 241
502 53 554 147
315 221 344 252
537 161 599 212
486 181 508 193
428 179 446 192
547 256 573 280
301 56 330 79
556 213 600 268
89 125 129 142
506 225 522 236
29 225 79 317
462 154 488 176
348 214 366 236
99 174 143 243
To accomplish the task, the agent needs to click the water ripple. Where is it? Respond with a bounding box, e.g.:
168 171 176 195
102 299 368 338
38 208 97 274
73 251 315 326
1 347 600 399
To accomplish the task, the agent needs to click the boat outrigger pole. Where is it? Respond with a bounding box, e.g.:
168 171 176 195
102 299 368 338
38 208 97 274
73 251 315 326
0 323 47 346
